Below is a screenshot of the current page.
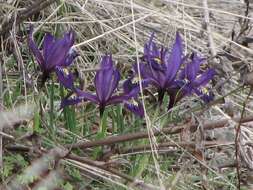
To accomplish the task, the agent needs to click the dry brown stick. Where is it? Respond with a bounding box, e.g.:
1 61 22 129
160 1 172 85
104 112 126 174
101 140 232 160
202 0 217 57
65 114 253 150
118 141 231 155
0 0 57 37
235 87 252 190
0 56 2 172
67 154 158 190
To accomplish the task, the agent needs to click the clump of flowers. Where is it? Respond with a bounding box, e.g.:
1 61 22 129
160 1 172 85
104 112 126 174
167 53 215 109
133 32 215 109
28 26 216 118
133 32 183 106
57 55 145 117
28 26 78 84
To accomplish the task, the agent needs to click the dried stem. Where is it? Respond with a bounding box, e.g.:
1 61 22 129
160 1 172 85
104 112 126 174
65 114 253 150
0 0 57 37
202 0 217 57
235 87 252 190
67 154 158 190
101 140 232 160
0 56 3 171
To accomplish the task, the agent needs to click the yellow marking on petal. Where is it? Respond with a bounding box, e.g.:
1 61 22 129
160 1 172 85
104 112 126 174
201 88 209 94
131 98 138 106
62 68 69 76
200 64 208 70
154 57 162 64
183 78 190 84
132 77 139 84
70 93 77 99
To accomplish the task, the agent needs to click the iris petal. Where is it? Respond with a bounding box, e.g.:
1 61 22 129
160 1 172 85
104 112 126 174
124 101 144 117
43 33 55 61
193 69 215 87
60 95 84 109
194 88 214 103
123 77 150 98
106 95 128 105
76 89 99 104
28 26 44 69
165 32 183 83
62 48 79 67
47 30 75 70
95 55 120 103
185 53 204 81
95 67 113 102
100 54 113 69
55 66 75 90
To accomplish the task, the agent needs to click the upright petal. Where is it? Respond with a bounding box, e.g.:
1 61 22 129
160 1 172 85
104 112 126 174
55 66 75 90
28 26 44 69
100 55 113 69
133 62 151 80
43 33 55 60
144 32 160 59
165 32 183 83
185 53 204 81
95 56 120 103
46 30 75 70
62 48 79 67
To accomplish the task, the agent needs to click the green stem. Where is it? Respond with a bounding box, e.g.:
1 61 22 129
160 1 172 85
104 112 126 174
49 80 55 133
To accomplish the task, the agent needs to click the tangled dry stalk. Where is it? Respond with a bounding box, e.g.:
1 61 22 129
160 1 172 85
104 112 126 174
1 0 253 189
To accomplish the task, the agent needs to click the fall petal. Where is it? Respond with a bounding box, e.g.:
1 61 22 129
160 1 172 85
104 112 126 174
193 69 215 87
76 89 99 104
62 48 79 67
106 95 129 105
60 95 84 109
124 101 144 117
55 66 75 90
194 88 214 103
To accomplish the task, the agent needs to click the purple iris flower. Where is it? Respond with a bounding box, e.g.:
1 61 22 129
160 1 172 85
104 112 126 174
167 53 216 109
28 26 78 84
134 32 183 104
57 55 144 117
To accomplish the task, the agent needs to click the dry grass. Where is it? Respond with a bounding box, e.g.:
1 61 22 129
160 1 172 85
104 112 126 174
1 0 253 189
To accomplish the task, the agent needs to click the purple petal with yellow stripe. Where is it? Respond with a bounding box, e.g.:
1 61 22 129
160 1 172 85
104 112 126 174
124 100 144 117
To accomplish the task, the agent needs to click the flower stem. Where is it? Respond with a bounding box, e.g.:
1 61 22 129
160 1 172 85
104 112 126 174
158 89 165 105
99 106 105 118
49 80 55 135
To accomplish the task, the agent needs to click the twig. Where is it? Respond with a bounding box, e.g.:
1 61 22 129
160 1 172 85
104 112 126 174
235 87 252 190
101 141 232 160
67 154 158 190
202 0 217 57
118 141 231 155
202 0 224 76
0 0 57 37
65 114 253 150
0 56 3 172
